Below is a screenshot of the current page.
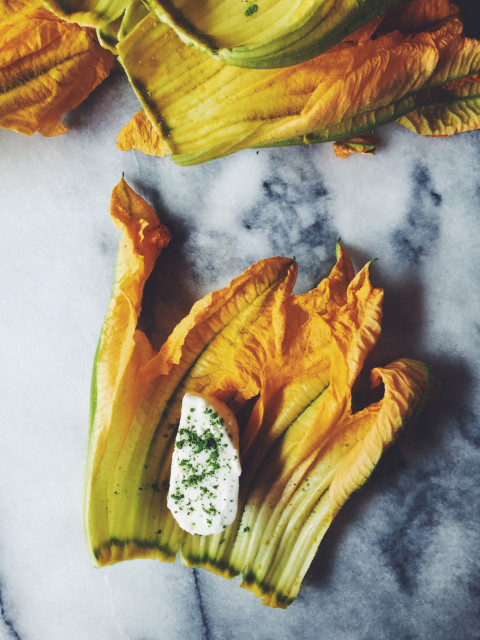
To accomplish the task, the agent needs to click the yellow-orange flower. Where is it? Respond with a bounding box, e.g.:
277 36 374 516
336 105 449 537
84 180 430 607
0 0 113 136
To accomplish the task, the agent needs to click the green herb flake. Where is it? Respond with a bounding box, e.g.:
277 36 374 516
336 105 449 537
244 4 258 16
203 504 218 516
171 488 184 503
183 472 207 487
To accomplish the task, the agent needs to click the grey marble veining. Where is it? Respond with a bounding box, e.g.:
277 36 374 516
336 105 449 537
1 71 480 640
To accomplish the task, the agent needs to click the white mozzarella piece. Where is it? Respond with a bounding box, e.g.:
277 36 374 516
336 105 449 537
167 393 241 536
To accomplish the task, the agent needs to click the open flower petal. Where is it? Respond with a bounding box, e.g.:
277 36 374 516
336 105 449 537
397 78 480 135
85 179 171 549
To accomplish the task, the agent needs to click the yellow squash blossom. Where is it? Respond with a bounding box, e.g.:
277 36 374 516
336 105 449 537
84 180 430 607
114 0 480 164
0 0 114 136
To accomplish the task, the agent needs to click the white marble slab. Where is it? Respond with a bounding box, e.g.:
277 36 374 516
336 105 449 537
1 71 479 640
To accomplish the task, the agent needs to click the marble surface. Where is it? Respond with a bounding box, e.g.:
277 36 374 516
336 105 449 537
1 70 480 640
